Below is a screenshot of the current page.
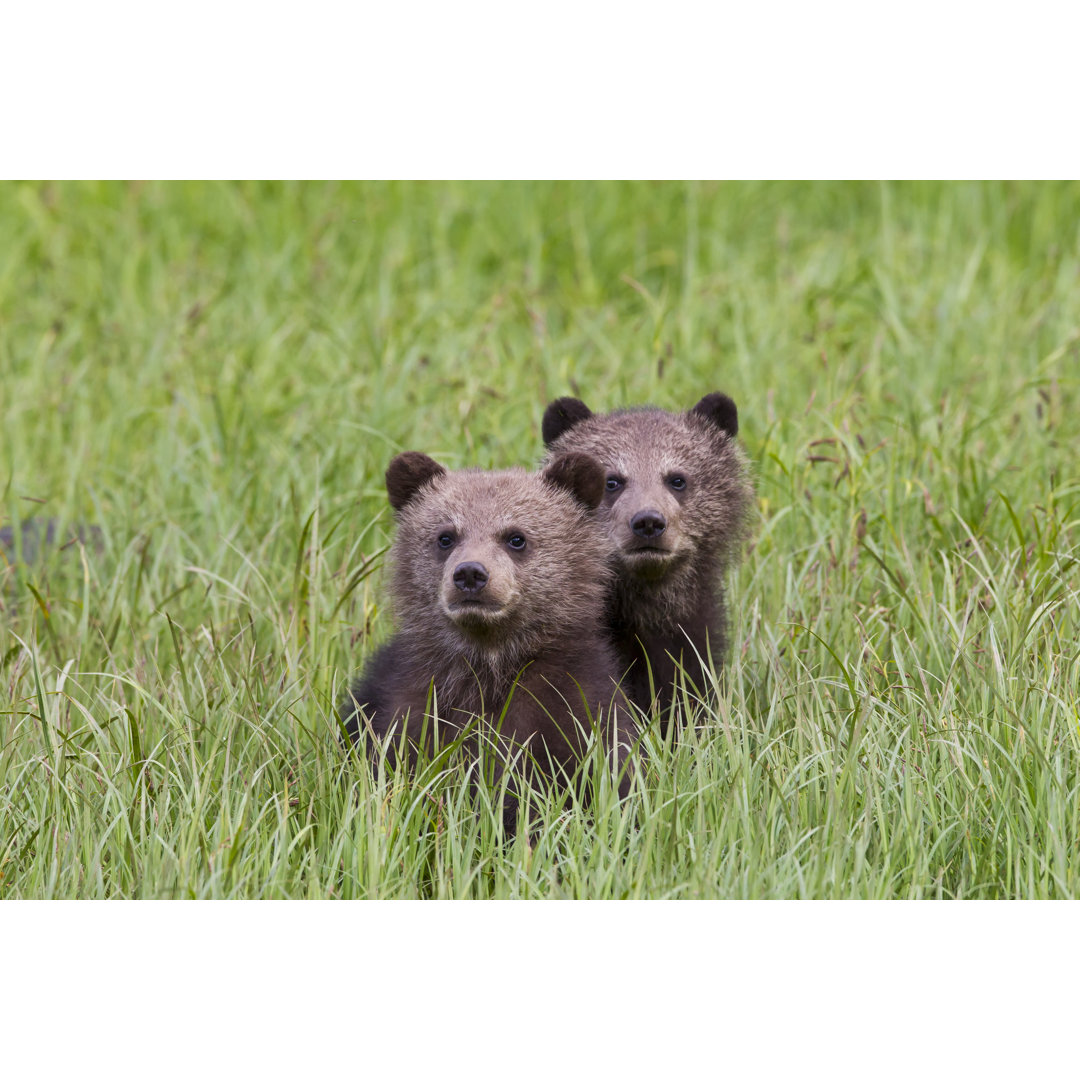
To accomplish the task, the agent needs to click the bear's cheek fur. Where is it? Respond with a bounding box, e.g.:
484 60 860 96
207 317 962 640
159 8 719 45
394 547 441 615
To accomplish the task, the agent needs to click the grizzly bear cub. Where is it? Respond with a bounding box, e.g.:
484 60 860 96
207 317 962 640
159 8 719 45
340 450 635 827
542 392 753 727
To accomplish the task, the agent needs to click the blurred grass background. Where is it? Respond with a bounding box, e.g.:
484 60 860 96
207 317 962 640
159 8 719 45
1 181 1078 897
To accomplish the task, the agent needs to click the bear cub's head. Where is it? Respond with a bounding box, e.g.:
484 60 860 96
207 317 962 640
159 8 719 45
385 451 611 648
542 393 751 586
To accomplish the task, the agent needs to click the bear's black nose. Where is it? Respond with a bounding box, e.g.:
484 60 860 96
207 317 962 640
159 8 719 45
631 510 666 539
453 561 489 593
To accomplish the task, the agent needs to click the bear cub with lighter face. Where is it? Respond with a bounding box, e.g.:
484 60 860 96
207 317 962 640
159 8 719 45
542 392 753 728
340 451 635 824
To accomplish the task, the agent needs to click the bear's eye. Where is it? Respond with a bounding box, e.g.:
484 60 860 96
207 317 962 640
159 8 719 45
667 474 687 491
507 533 527 551
605 475 624 492
437 532 455 549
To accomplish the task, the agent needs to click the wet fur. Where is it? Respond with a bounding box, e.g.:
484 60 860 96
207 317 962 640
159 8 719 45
340 456 635 829
542 393 753 728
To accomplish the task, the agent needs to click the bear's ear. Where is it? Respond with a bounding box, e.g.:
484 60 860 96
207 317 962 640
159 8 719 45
542 397 593 446
691 392 738 438
542 452 606 511
385 452 447 512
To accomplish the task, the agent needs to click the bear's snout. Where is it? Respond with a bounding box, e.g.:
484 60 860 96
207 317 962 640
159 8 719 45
453 561 489 594
631 510 666 539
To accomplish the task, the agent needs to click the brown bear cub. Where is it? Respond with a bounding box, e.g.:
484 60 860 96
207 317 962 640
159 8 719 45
542 392 753 728
340 451 635 829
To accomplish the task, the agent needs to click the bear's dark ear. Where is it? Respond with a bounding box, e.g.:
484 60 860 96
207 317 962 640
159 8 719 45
691 392 738 438
541 397 593 446
542 452 606 511
385 452 447 512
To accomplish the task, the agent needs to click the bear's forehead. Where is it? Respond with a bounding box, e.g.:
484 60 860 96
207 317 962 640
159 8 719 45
405 469 572 531
564 410 716 474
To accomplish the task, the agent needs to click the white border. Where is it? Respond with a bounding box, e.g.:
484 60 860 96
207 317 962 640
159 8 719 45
3 2 1078 177
2 902 1075 1075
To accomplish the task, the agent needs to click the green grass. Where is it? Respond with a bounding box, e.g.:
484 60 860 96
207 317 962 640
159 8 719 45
1 180 1078 898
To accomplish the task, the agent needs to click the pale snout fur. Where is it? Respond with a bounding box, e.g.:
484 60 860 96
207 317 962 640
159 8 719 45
439 541 521 624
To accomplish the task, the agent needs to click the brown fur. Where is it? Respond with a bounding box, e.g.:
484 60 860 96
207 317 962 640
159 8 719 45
340 452 636 829
542 392 753 727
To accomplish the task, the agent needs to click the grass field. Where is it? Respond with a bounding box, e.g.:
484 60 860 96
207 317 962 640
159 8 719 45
1 180 1078 899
